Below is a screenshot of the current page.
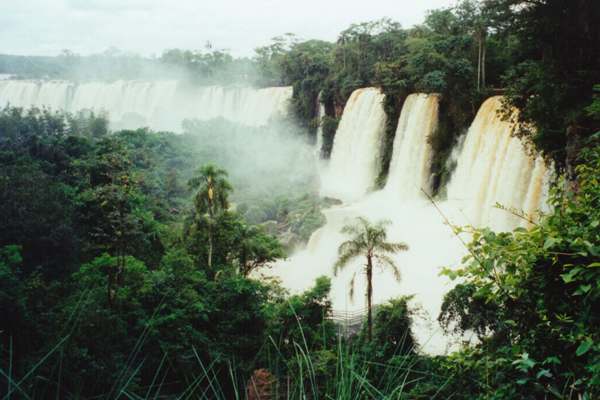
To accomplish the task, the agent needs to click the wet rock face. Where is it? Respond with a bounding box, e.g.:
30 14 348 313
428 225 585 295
246 369 276 400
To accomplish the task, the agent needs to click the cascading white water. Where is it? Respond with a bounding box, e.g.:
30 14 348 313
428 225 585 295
272 91 466 354
0 80 292 130
315 101 325 157
320 87 386 202
384 93 440 198
271 92 552 354
5 76 551 352
445 96 550 231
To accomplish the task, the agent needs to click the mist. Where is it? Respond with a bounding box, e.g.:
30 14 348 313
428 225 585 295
179 117 319 205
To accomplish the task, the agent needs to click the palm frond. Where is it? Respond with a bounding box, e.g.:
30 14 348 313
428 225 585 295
374 254 401 282
377 241 409 254
334 240 364 275
374 219 392 229
340 218 364 236
336 217 407 296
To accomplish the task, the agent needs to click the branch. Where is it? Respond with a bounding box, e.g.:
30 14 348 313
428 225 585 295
420 188 512 298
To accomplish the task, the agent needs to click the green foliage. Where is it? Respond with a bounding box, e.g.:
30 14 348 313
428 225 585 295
2 1 600 398
0 246 30 350
440 145 600 398
334 218 408 283
267 276 336 359
262 4 498 176
360 297 417 359
319 115 339 159
0 106 298 397
439 283 499 338
376 91 407 187
586 85 600 124
242 193 329 251
280 40 334 137
0 47 258 84
498 0 600 164
159 47 258 85
254 33 299 86
186 209 284 276
189 164 233 216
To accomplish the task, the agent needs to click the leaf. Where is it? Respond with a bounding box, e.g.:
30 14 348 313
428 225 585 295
588 245 600 257
543 237 560 250
513 352 536 372
576 338 593 356
587 262 600 268
574 284 592 295
561 268 581 283
536 369 553 379
542 356 561 366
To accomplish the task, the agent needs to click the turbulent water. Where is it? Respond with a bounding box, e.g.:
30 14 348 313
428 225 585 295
445 96 550 231
0 80 292 130
384 93 440 198
272 90 551 354
320 88 386 201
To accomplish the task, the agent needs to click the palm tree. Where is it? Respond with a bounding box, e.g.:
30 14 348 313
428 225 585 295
334 217 408 341
188 164 232 269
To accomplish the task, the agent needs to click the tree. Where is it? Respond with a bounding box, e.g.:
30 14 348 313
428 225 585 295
277 39 334 138
440 145 600 397
188 164 232 270
233 223 284 277
254 33 299 85
489 0 600 166
334 217 408 341
79 139 145 275
364 297 416 358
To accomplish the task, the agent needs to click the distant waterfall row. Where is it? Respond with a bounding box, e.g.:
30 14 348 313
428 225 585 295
0 80 292 130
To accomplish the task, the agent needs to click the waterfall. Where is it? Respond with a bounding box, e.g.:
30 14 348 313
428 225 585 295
315 101 325 157
272 91 464 354
0 80 292 130
384 93 440 198
445 96 550 231
320 87 386 201
270 93 552 355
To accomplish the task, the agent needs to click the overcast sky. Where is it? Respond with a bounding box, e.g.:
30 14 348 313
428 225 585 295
1 0 456 57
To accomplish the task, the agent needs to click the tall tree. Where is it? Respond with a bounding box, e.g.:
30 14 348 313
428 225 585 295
188 164 232 270
488 0 600 166
334 217 408 340
78 139 144 306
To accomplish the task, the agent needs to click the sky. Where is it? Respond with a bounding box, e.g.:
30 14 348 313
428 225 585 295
0 0 455 57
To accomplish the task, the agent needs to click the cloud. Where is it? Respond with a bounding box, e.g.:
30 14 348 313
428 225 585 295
0 0 454 57
65 0 158 12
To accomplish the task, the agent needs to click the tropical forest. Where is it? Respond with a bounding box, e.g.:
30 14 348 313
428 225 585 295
0 0 599 398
